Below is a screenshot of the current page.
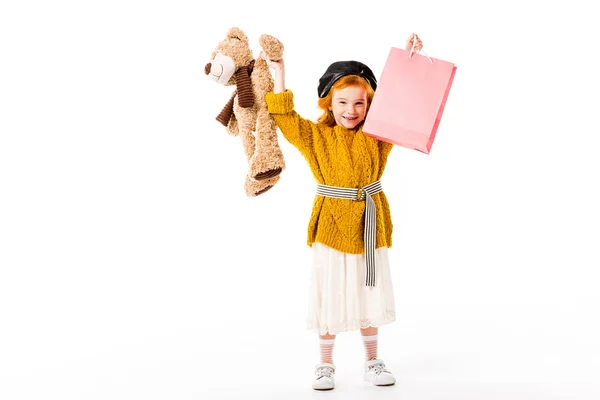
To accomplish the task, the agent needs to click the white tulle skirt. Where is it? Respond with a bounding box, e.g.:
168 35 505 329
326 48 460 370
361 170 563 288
306 242 396 336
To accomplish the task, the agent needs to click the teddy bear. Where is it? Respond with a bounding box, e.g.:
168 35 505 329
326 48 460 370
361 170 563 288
205 27 286 197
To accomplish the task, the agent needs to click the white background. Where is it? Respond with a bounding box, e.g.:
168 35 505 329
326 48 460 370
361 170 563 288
1 1 599 399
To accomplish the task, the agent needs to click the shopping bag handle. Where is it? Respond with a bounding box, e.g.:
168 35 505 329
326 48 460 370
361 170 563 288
409 35 434 63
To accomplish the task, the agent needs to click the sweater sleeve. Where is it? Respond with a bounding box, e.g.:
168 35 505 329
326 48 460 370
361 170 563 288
265 90 316 155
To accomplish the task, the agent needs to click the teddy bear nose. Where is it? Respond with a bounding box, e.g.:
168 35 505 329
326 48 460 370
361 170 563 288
204 63 212 75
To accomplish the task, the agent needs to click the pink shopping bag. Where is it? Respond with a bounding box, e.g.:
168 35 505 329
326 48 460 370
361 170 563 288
363 47 457 154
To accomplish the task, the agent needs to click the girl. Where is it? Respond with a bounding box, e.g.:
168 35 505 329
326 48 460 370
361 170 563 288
263 34 423 390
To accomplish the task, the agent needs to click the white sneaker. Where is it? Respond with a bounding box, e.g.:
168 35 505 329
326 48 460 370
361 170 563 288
364 358 396 386
312 362 335 390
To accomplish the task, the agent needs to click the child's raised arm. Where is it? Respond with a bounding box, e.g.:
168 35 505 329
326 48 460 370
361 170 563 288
262 53 317 158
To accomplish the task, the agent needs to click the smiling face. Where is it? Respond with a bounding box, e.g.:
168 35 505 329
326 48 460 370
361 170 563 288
317 74 375 128
329 85 368 129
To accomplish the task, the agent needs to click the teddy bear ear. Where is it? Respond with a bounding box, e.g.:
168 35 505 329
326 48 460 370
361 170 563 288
226 27 249 43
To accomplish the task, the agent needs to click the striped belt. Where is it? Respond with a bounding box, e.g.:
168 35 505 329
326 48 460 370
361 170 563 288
315 180 383 287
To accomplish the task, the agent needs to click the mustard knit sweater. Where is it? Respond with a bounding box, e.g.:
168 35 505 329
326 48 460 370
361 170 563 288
265 89 394 254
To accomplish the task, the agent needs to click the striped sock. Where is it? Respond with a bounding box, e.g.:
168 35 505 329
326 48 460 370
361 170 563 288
362 334 378 361
319 338 335 364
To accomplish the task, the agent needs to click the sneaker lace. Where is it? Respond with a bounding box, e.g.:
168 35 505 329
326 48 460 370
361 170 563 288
369 362 388 376
315 366 334 379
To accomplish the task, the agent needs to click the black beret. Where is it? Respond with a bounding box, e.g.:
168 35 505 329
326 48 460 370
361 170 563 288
317 60 377 98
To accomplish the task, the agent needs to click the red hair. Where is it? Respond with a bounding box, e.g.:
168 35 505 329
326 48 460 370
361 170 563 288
317 75 375 127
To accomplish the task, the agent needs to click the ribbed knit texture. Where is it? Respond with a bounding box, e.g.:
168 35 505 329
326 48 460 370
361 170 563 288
216 90 236 126
265 90 394 254
216 60 255 124
235 65 254 108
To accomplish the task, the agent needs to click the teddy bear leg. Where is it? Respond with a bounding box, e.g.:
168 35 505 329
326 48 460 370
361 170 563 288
244 174 280 197
237 125 257 162
238 112 280 183
249 111 286 180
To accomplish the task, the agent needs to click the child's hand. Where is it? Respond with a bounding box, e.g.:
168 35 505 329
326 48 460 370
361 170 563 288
261 51 286 93
405 33 423 52
261 51 285 73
